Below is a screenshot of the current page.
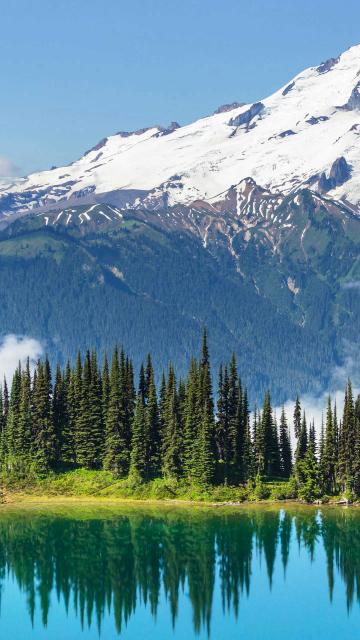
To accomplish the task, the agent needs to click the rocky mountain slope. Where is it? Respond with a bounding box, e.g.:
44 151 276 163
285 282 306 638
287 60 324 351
2 44 360 217
1 180 359 402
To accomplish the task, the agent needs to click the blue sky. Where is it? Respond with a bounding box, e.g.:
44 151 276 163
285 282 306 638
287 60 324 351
1 0 360 176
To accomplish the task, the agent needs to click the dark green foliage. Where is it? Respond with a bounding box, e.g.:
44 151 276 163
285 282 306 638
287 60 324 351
321 398 337 494
0 336 359 498
293 397 301 439
76 351 104 469
145 361 160 478
295 446 320 502
295 412 308 465
183 359 201 479
161 367 182 479
258 392 280 478
60 362 75 466
1 198 359 406
338 381 356 492
103 345 131 476
129 393 147 480
279 407 292 478
32 357 56 474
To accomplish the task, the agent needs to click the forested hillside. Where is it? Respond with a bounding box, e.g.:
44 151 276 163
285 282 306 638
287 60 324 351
2 191 360 403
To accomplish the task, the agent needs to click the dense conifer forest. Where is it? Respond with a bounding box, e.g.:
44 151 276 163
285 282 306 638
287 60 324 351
0 332 359 501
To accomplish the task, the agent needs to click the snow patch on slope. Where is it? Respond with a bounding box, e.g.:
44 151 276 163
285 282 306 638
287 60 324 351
2 45 360 214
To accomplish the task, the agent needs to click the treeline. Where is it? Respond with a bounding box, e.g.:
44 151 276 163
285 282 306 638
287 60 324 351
0 332 359 497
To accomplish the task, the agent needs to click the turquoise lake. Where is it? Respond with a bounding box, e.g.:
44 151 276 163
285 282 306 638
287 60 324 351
0 504 359 639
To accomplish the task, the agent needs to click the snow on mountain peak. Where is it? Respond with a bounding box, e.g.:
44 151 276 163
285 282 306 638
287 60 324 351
2 44 360 217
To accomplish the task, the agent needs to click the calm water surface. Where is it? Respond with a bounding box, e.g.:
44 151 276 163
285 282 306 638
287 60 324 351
0 504 359 639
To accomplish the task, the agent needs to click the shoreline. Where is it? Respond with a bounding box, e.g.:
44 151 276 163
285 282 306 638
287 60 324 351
0 492 356 510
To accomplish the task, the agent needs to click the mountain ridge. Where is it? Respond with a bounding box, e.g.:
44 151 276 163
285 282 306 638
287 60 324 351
2 44 360 218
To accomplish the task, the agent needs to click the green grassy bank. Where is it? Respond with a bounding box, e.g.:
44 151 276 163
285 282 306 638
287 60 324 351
0 469 349 505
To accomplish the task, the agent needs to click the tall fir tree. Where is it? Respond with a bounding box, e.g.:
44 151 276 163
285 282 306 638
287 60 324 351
279 407 292 478
61 361 75 466
322 398 336 494
183 358 201 480
103 345 130 475
32 356 56 474
215 364 230 482
52 364 65 467
260 392 280 478
228 355 240 483
129 392 147 480
293 396 301 439
295 411 308 465
338 381 356 491
161 366 182 478
102 353 110 429
193 403 215 485
3 365 22 466
17 359 33 466
145 359 160 478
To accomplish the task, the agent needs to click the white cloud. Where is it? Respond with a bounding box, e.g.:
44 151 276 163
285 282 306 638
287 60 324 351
276 343 360 443
0 334 43 386
341 280 360 290
0 155 21 186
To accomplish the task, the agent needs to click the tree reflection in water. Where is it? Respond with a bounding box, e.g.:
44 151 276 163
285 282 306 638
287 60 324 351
0 506 358 634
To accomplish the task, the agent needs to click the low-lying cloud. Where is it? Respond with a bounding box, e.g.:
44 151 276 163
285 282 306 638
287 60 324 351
0 334 43 386
277 343 360 442
341 280 360 290
0 155 21 186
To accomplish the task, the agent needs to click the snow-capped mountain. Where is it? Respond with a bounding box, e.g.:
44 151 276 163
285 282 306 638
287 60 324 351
2 44 360 217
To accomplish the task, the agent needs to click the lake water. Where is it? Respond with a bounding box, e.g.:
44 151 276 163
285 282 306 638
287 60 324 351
0 503 358 639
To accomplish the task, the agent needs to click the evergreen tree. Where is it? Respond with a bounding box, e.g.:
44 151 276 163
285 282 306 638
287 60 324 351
215 364 230 482
129 393 147 480
295 445 320 502
146 362 160 478
52 364 65 467
193 403 215 485
3 378 9 422
103 345 130 476
76 351 92 467
124 356 135 448
279 407 292 478
338 381 356 491
183 359 201 479
228 355 240 483
138 363 146 404
0 386 4 462
3 365 22 466
241 387 253 482
158 371 167 450
32 356 56 474
162 366 182 478
0 378 9 462
253 406 264 476
293 396 301 439
102 353 110 428
295 411 308 465
353 395 360 496
308 420 316 455
17 359 33 465
260 392 280 478
322 398 336 494
61 361 75 466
